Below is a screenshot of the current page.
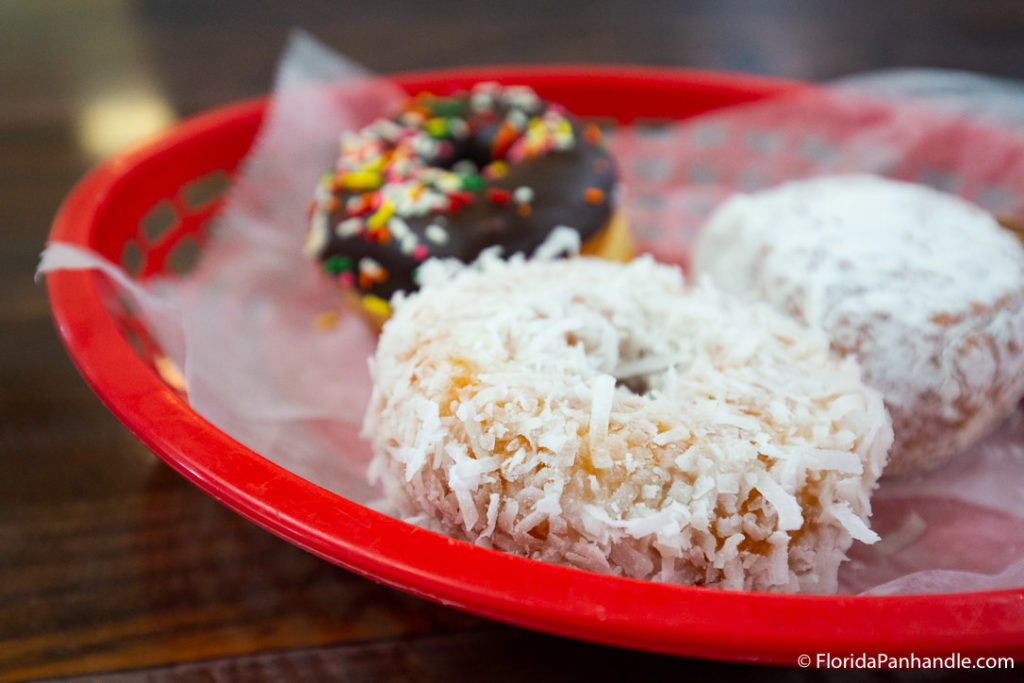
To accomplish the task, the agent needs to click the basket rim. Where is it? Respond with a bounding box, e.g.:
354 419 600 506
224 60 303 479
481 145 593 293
45 63 1024 663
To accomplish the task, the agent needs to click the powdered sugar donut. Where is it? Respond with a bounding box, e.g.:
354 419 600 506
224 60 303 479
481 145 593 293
364 255 892 593
692 174 1024 476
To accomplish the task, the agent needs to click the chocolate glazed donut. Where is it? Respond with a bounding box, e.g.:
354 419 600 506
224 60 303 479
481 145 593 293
304 83 628 321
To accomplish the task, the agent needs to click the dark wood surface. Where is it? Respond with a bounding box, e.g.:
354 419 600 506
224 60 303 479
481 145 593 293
3 1 1024 681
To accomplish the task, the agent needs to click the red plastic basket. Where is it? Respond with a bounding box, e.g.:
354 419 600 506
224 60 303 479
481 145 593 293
46 66 1024 665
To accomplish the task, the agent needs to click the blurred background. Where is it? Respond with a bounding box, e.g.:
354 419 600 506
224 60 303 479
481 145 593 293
6 0 1024 164
3 1 1023 680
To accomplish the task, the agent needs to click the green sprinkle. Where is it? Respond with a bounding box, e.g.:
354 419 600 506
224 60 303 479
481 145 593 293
460 173 485 192
323 254 353 274
411 266 420 284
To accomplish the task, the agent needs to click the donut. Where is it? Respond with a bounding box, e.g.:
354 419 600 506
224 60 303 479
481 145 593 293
304 82 633 326
364 255 892 593
692 174 1024 476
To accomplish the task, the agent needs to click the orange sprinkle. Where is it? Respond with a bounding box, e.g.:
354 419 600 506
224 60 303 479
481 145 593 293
584 123 603 144
517 203 532 217
491 120 521 159
314 311 341 330
350 193 375 215
358 267 388 289
368 225 391 244
584 187 605 204
326 197 341 212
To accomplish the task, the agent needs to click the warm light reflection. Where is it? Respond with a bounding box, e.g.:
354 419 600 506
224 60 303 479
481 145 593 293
76 91 176 159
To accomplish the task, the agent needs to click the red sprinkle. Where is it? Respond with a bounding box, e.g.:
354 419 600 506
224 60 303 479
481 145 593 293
412 244 429 261
447 190 476 211
348 193 375 216
486 188 512 205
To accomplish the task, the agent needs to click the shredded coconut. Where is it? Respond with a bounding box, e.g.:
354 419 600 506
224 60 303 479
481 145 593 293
693 174 1024 475
364 255 892 593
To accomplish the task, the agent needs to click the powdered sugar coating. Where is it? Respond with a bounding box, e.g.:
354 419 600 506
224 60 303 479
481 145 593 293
693 174 1024 475
364 256 892 592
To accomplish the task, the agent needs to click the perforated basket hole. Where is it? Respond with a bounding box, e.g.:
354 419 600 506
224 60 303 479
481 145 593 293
112 291 144 354
633 118 677 139
974 185 1016 214
141 201 178 244
181 170 230 209
689 121 728 147
120 239 143 276
631 158 673 182
108 287 187 396
166 235 202 275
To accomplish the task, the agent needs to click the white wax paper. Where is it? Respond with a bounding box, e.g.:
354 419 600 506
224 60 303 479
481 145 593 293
40 32 1024 594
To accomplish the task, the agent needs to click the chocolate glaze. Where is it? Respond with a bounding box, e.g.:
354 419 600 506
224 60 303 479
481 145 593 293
310 88 618 301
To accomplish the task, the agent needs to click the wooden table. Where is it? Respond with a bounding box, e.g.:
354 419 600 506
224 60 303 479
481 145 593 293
3 2 1023 680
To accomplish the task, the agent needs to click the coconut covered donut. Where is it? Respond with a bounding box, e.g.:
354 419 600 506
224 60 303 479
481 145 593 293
364 255 892 593
692 174 1024 477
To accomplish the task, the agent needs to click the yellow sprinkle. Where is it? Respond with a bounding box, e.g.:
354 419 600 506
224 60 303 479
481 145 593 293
362 295 391 317
360 156 385 173
425 117 449 137
527 119 546 143
342 170 383 190
367 200 395 229
488 160 508 178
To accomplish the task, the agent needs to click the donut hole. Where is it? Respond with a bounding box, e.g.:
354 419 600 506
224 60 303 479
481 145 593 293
560 308 663 397
610 337 676 399
558 300 681 399
616 374 651 396
439 135 495 172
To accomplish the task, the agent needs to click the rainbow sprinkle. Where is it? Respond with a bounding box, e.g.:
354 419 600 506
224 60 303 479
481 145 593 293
308 82 588 297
